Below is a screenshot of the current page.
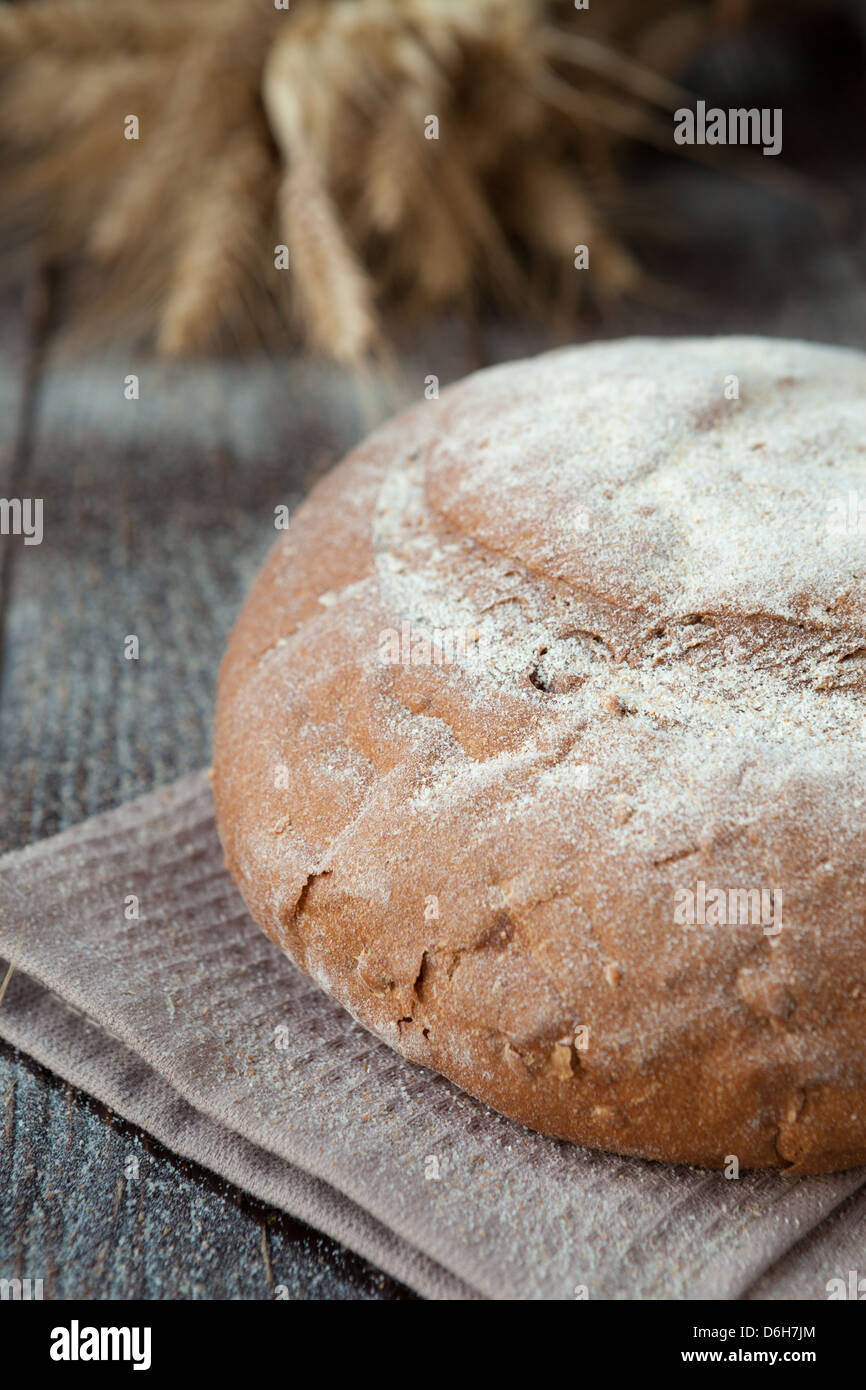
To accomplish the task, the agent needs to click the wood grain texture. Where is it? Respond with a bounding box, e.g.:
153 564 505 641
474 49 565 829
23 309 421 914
0 1042 414 1300
0 325 462 1300
1 18 866 1297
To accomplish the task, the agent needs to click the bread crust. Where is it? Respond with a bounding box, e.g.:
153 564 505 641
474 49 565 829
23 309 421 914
213 337 866 1173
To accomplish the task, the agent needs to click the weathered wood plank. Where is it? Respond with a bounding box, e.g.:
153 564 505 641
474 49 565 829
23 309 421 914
0 1042 413 1300
2 20 866 1294
0 333 453 1299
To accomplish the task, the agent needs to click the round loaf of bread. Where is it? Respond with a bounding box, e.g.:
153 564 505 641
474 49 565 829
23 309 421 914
213 336 866 1173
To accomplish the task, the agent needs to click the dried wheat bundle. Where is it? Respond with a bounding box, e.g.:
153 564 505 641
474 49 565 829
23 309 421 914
0 0 748 363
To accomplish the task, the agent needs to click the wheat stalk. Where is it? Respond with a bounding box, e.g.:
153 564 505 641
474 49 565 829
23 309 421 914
158 129 273 355
0 0 769 364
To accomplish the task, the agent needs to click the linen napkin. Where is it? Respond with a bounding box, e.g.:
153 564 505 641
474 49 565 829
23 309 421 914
0 771 863 1301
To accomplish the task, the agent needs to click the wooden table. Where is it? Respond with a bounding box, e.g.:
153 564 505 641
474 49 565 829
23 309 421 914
1 21 865 1298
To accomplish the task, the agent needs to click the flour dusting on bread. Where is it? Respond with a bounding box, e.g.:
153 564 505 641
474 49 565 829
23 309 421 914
214 337 866 1173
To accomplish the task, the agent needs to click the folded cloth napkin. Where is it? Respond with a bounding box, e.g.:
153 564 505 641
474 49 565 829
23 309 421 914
0 771 863 1301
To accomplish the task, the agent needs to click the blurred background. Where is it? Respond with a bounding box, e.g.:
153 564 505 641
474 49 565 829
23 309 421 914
0 0 864 1299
